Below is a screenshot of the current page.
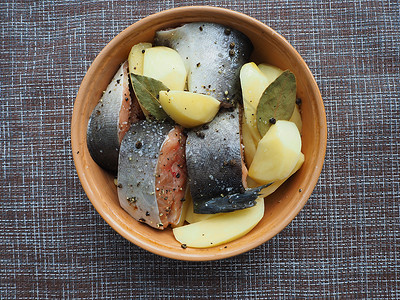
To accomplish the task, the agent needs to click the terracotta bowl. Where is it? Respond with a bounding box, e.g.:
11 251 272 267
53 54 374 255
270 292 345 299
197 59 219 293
71 6 327 261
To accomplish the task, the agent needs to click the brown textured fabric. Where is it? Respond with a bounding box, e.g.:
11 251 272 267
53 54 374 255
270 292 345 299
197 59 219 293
1 1 399 298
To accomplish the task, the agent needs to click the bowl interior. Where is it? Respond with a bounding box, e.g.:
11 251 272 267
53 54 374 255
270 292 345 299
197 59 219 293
71 6 326 261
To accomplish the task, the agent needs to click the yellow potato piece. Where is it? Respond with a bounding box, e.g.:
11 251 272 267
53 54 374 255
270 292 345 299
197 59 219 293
248 152 305 197
248 120 301 184
289 105 302 133
240 63 283 138
173 198 264 248
185 191 221 224
128 42 152 75
143 46 187 90
258 63 284 85
242 121 258 167
159 90 220 128
240 63 269 142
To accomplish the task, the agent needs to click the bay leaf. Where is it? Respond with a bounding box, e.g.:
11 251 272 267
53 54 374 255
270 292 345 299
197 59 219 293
130 74 169 121
256 70 296 136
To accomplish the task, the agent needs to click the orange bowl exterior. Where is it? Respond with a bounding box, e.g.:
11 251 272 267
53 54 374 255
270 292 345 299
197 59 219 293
71 6 327 261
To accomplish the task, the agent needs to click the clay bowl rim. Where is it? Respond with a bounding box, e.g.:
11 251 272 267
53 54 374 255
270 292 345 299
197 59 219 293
71 6 327 261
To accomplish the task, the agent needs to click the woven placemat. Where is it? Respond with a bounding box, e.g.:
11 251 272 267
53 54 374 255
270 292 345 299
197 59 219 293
1 0 399 298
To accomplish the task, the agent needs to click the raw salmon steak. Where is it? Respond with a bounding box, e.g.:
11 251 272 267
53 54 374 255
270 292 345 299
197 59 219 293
117 121 187 229
87 61 143 172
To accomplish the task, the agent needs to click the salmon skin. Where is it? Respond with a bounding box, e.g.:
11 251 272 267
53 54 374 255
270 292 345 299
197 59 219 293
87 61 143 173
194 183 272 214
185 107 262 214
117 120 187 229
154 22 253 105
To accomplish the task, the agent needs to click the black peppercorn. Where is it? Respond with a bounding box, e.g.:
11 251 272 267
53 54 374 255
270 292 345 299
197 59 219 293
269 117 276 124
195 131 205 139
135 141 142 149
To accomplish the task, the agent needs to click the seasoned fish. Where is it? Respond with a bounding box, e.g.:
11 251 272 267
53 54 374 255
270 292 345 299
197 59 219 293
87 61 143 172
154 22 253 105
185 108 262 213
117 121 187 229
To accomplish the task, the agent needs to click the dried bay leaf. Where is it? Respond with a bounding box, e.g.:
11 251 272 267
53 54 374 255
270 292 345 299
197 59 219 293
256 70 296 136
130 74 169 121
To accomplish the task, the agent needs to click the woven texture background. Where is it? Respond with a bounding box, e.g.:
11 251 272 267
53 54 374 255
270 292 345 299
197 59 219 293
1 0 399 298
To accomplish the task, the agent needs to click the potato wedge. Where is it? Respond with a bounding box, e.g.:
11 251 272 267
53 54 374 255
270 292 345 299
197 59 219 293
173 197 264 248
248 120 301 184
247 152 304 197
289 105 302 133
258 63 283 84
159 90 220 128
240 63 269 142
128 42 152 75
143 46 187 90
240 63 283 140
242 121 258 166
